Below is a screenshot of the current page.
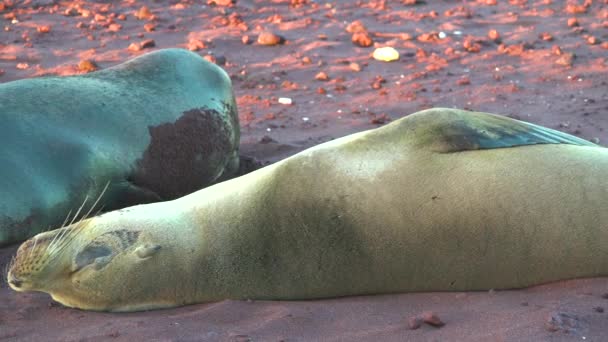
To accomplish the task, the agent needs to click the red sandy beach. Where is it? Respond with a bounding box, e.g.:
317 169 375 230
1 0 608 340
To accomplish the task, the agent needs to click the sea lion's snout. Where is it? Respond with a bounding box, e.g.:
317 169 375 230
7 273 23 290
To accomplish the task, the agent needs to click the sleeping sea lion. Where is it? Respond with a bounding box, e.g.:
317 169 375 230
7 108 608 312
0 48 240 246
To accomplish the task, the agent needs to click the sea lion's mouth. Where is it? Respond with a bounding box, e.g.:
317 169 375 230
7 275 27 291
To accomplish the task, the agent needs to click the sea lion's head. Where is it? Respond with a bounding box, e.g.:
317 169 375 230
6 225 84 293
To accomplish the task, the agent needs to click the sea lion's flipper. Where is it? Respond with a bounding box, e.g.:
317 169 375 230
134 244 162 259
411 109 597 153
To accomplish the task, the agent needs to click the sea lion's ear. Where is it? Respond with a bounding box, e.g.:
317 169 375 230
409 109 597 153
134 244 161 259
71 244 114 273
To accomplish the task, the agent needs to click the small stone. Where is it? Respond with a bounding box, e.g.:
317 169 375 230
555 52 575 67
539 32 553 41
128 43 141 51
260 135 276 144
207 0 234 6
64 7 78 16
135 6 154 20
143 23 156 32
545 312 582 333
203 55 226 65
37 25 51 33
567 17 579 27
587 36 598 45
108 23 122 32
463 37 481 52
316 87 326 94
552 45 562 55
315 71 329 81
278 97 293 105
241 35 250 44
140 39 155 49
407 317 422 330
566 4 587 14
371 75 386 89
593 306 604 313
16 63 29 70
349 62 361 72
370 113 390 125
422 311 445 327
352 31 373 47
187 39 206 51
78 59 98 72
301 56 312 64
346 20 367 33
456 77 470 85
372 46 400 62
257 31 284 46
488 29 500 41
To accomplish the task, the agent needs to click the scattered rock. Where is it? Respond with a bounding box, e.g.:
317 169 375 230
208 0 235 6
456 77 470 85
593 306 604 313
140 39 155 49
555 52 575 67
144 23 156 32
565 4 587 14
463 37 481 52
37 25 51 33
257 31 285 46
134 6 154 21
278 97 293 105
421 311 445 327
567 17 579 27
349 62 361 72
203 54 226 65
352 31 373 47
371 75 386 89
407 316 422 330
372 47 400 62
78 59 98 72
587 36 598 45
260 135 276 144
108 23 122 33
16 63 29 70
187 39 206 51
346 20 367 33
488 29 500 42
241 35 250 44
315 71 329 81
545 312 583 334
370 113 390 125
539 32 553 41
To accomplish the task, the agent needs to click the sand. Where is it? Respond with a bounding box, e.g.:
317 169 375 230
1 0 608 340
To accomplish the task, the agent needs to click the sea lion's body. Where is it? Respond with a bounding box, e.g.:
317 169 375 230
0 48 240 246
8 108 608 312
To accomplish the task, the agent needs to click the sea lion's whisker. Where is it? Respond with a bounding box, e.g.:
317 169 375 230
28 237 38 259
52 182 110 257
48 195 90 255
60 209 74 230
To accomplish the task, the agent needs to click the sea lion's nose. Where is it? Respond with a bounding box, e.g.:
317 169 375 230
8 276 22 288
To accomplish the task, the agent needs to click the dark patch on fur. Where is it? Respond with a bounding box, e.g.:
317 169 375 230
131 106 236 199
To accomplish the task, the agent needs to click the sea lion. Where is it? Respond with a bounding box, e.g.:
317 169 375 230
0 48 240 246
7 108 608 312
